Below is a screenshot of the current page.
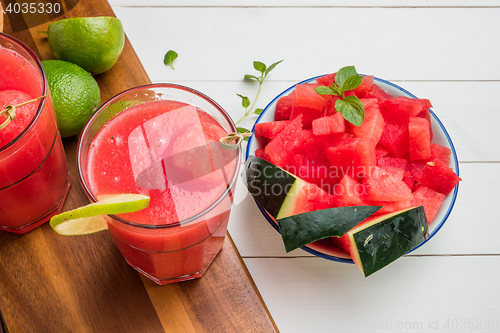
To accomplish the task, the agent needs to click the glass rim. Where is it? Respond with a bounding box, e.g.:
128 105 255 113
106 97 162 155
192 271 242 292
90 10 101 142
0 32 48 152
77 82 242 229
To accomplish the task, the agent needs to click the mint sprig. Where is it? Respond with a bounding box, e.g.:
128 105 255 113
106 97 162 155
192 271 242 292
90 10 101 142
314 66 365 127
235 60 284 135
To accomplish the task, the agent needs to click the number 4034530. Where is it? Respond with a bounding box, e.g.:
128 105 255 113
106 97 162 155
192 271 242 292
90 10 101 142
4 2 61 14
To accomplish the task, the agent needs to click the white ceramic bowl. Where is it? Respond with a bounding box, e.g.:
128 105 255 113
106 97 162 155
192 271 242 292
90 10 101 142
246 75 460 263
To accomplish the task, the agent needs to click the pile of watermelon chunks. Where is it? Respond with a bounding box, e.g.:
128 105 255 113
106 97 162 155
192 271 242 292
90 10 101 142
254 73 461 224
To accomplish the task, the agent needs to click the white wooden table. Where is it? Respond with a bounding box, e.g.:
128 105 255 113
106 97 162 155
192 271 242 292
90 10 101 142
110 1 500 332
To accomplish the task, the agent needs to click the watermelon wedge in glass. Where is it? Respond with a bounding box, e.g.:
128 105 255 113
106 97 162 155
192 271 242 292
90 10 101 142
246 74 460 264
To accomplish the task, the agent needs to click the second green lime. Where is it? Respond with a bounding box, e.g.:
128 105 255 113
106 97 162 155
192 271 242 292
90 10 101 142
42 60 101 137
47 16 125 75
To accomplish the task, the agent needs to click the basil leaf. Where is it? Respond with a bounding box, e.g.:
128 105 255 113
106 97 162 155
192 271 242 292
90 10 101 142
237 94 251 108
254 108 263 115
244 74 260 81
253 61 266 74
314 86 338 95
334 66 358 91
264 59 284 76
342 75 363 92
163 50 178 69
336 96 365 127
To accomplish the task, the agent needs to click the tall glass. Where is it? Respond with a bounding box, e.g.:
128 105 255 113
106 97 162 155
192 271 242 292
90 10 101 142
77 84 241 285
0 33 71 234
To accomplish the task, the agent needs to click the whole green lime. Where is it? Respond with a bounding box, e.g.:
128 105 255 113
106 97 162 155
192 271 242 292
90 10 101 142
42 60 101 137
47 16 125 75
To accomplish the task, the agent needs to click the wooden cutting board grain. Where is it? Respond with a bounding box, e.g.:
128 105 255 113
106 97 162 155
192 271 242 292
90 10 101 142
0 1 278 332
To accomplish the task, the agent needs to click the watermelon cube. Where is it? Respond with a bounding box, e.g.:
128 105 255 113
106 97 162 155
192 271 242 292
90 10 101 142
332 174 368 207
254 120 290 139
289 83 328 127
264 115 305 167
383 96 432 118
409 116 432 161
315 73 336 86
430 143 452 166
410 186 446 223
377 123 409 158
275 95 293 120
320 132 353 150
254 147 268 160
349 98 385 145
369 83 393 101
420 159 461 195
416 108 433 140
377 156 408 180
352 75 374 98
362 166 413 202
326 137 376 179
312 112 345 136
369 200 413 215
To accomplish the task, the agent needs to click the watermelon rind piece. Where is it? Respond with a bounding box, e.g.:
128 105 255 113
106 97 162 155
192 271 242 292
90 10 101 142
277 205 381 253
244 155 297 219
350 205 428 277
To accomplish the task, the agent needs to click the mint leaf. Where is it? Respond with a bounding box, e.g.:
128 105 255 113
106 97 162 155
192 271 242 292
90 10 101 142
237 127 251 141
253 61 266 74
336 96 365 127
244 74 260 81
237 94 251 109
264 59 284 76
335 66 358 91
342 75 363 92
163 50 178 69
254 108 263 115
314 86 338 95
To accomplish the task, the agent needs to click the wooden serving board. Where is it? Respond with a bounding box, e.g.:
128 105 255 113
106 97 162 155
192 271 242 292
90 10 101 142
0 1 278 332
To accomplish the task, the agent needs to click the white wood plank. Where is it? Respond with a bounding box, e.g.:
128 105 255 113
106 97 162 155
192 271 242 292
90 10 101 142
112 7 500 82
243 256 500 333
229 163 500 257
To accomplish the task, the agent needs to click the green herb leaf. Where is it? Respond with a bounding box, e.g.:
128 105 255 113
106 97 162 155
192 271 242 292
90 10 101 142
235 60 283 126
253 61 267 74
244 74 260 81
237 127 251 141
237 94 251 109
342 75 363 92
163 50 178 69
314 86 338 96
336 96 365 127
264 59 284 76
334 65 358 91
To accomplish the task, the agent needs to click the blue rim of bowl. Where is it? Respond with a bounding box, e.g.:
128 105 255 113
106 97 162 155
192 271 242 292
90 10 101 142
245 74 460 264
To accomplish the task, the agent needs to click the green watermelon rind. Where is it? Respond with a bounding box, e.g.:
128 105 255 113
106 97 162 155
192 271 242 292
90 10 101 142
277 205 382 253
351 205 429 277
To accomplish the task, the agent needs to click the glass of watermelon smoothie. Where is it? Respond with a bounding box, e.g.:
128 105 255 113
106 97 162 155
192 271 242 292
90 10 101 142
0 33 71 234
77 84 241 285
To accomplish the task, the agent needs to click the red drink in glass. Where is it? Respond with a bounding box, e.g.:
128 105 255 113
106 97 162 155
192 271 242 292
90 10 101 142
0 33 70 233
78 84 240 285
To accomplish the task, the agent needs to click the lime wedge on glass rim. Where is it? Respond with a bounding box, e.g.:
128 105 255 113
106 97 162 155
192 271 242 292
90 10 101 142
50 194 150 236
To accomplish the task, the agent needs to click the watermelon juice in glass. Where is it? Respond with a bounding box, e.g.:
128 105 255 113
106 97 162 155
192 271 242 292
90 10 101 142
77 84 241 285
0 33 70 233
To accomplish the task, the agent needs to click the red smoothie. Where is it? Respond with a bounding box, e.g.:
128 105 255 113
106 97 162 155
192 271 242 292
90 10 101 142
0 36 70 233
85 99 239 284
